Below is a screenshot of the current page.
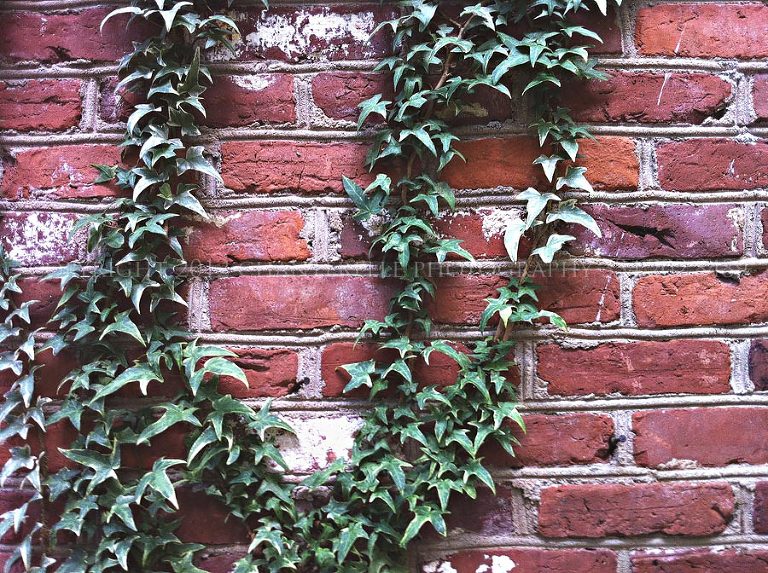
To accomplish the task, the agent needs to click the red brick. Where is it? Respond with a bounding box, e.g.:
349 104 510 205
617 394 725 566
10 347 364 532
13 278 61 328
311 72 514 126
634 272 768 327
539 482 734 538
570 204 743 259
0 80 82 132
538 340 731 396
763 208 768 249
749 340 768 391
218 348 300 398
176 488 248 544
426 548 617 573
320 341 464 397
205 75 296 127
636 3 768 58
443 136 637 191
195 553 240 573
340 209 527 260
571 72 730 124
485 413 613 467
634 407 768 467
221 141 371 194
312 72 389 122
754 75 768 121
209 275 394 331
1 145 121 200
632 550 768 572
184 210 310 264
0 212 83 266
0 9 147 63
225 5 392 63
657 139 768 191
444 486 520 536
430 270 620 326
122 425 188 470
755 481 768 533
0 490 36 544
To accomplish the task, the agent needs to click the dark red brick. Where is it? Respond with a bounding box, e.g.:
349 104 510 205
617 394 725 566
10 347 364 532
539 482 734 538
1 145 121 200
538 340 731 396
634 272 768 327
632 550 768 573
634 407 768 467
749 340 768 391
209 275 394 331
184 210 310 264
426 548 617 573
657 139 768 191
636 3 768 58
0 80 82 132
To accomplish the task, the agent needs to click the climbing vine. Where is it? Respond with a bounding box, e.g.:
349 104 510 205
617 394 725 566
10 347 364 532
1 0 620 571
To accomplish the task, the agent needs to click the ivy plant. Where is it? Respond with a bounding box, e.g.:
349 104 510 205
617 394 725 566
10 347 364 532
1 0 621 571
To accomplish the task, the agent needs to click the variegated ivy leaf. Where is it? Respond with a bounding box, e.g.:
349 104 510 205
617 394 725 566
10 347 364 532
517 188 561 228
503 216 526 262
531 233 576 264
556 166 593 192
547 203 602 237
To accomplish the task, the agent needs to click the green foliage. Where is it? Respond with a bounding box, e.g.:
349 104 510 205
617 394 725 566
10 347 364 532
3 0 619 570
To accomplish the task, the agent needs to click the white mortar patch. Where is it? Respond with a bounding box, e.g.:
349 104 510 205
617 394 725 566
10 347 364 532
422 560 459 573
276 412 363 473
231 75 274 91
2 213 77 266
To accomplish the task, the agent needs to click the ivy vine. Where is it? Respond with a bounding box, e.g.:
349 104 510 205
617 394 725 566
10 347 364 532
0 0 619 571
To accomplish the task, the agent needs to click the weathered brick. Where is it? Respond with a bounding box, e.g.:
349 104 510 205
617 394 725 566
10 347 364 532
538 340 731 396
0 212 83 266
0 80 82 132
218 348 300 398
754 75 768 121
431 270 620 325
340 209 526 260
184 210 310 264
749 340 768 391
443 136 638 191
444 486 521 536
570 72 731 124
0 9 147 63
634 407 768 467
571 204 743 260
755 481 768 533
320 341 463 397
205 74 296 127
632 550 768 572
221 141 371 193
100 74 295 127
485 413 614 467
636 3 768 58
195 553 241 573
539 482 734 538
634 272 768 327
217 5 392 63
209 275 394 331
423 548 617 573
657 139 768 191
312 72 514 125
1 145 121 200
176 488 249 544
312 72 389 122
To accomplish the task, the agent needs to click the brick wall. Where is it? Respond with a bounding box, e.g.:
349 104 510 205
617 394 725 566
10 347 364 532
2 1 768 572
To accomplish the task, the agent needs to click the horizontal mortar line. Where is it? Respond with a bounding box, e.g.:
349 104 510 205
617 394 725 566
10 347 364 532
186 257 768 276
235 392 768 414
0 58 382 80
492 464 768 482
191 323 768 346
2 122 764 147
421 536 768 557
13 257 768 276
2 189 768 214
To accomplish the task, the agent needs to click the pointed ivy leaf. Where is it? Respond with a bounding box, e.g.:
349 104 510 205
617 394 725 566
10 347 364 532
546 203 602 237
502 217 525 262
531 233 576 263
556 166 593 192
177 146 222 183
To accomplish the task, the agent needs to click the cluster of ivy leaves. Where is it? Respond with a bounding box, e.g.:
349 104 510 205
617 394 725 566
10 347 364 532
0 0 621 571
